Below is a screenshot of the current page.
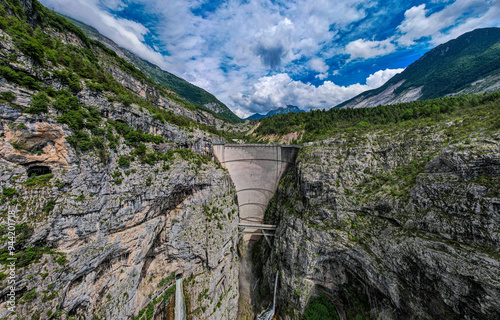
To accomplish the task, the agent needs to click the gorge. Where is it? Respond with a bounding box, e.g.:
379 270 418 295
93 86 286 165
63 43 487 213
0 1 499 319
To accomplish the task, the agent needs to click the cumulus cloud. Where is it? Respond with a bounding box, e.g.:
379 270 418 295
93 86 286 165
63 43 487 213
316 73 329 80
309 58 329 73
397 0 498 46
345 38 396 60
345 0 499 60
366 68 404 88
232 68 404 117
39 0 500 117
253 18 295 69
429 2 500 46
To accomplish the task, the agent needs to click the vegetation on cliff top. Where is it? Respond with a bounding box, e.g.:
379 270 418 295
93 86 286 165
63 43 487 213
1 0 240 125
0 0 246 146
253 91 500 143
113 45 242 123
63 13 241 123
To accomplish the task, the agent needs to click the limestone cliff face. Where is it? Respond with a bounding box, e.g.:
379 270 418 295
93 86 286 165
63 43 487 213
0 1 240 317
56 19 246 132
100 58 247 133
0 101 239 319
261 127 500 319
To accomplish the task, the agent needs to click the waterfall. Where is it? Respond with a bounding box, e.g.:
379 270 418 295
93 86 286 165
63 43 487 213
270 270 278 316
175 276 186 320
256 271 279 320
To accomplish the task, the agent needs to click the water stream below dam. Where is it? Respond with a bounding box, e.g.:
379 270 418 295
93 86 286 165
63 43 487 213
175 276 186 320
256 271 279 320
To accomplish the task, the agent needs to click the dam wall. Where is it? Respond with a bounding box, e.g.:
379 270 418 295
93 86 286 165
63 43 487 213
213 143 300 230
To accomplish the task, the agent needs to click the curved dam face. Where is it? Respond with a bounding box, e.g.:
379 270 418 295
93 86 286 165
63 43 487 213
213 143 300 234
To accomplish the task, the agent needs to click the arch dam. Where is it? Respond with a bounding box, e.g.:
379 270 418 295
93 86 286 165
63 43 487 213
213 143 301 241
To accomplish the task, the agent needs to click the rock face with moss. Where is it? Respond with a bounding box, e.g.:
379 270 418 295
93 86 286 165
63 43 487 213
0 0 240 319
260 121 500 319
0 54 240 318
0 108 239 319
0 78 240 319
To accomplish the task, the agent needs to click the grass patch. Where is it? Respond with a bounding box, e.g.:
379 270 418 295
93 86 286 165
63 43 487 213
24 174 53 187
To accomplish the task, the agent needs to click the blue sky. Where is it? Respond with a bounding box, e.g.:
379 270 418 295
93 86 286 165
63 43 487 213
40 0 500 117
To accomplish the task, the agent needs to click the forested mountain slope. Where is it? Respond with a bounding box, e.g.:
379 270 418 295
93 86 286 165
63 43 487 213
250 92 500 143
65 15 242 123
336 27 500 109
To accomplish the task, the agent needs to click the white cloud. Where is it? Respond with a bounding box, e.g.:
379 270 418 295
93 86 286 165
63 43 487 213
39 0 500 118
232 68 404 115
396 4 437 46
366 68 404 88
397 0 498 46
429 3 500 46
315 73 329 80
40 0 169 70
345 38 396 60
41 0 374 112
343 0 499 64
309 58 329 73
253 18 296 69
99 0 127 11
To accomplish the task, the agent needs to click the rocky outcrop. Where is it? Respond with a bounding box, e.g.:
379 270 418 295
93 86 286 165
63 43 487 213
59 17 246 131
102 64 247 132
0 1 241 317
341 80 423 109
0 101 239 319
0 113 70 166
448 71 500 96
261 126 500 319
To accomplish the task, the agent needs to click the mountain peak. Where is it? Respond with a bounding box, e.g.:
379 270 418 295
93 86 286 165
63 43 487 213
245 105 304 120
336 27 500 109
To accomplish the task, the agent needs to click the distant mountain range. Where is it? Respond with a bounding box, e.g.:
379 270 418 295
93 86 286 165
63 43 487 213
245 105 304 120
64 16 242 123
337 27 500 109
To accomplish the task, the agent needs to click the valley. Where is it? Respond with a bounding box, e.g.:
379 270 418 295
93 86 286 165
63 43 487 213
0 1 498 319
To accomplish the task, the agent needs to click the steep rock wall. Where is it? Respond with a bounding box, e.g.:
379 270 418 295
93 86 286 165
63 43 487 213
261 127 500 319
0 1 242 318
0 102 239 319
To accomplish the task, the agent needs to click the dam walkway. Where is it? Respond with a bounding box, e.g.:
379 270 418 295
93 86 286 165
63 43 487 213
213 143 300 240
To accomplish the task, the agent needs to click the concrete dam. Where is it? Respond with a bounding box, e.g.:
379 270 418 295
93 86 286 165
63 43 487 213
213 143 300 239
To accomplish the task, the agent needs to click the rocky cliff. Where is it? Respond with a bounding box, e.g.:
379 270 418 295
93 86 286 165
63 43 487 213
0 0 240 319
0 99 239 319
62 15 244 127
259 118 500 319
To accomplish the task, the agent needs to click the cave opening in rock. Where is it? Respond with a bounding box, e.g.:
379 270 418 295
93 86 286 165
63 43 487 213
27 165 51 177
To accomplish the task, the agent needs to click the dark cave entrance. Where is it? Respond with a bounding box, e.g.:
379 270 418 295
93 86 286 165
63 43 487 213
27 165 52 177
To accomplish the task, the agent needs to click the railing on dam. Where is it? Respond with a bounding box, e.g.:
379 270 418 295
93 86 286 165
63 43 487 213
213 143 300 240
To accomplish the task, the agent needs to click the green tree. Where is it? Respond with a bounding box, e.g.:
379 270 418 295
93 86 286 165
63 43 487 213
26 92 49 114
